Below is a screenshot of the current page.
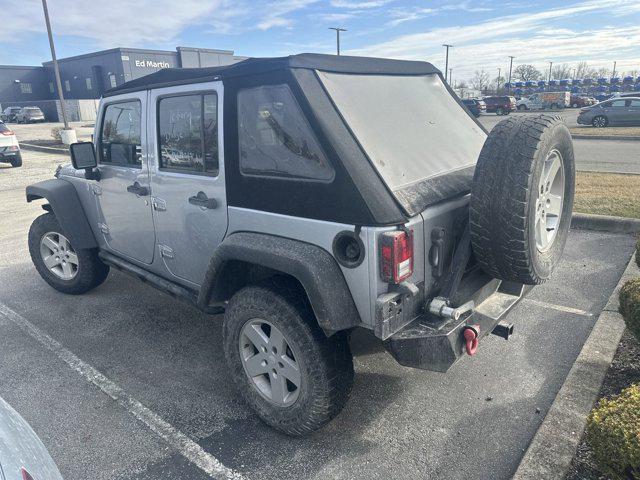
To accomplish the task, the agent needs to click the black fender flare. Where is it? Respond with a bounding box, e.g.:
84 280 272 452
198 232 361 335
26 179 98 249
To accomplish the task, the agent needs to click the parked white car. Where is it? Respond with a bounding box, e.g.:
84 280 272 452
0 121 22 167
516 92 570 110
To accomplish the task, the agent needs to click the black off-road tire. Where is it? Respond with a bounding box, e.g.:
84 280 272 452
223 277 354 436
470 114 575 285
10 153 22 167
28 213 109 294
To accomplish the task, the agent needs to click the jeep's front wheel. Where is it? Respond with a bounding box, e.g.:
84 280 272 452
28 213 109 294
223 278 354 436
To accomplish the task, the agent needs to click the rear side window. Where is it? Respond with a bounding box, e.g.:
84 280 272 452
158 93 219 175
0 123 10 133
100 100 142 167
610 100 626 108
629 99 640 107
237 84 333 181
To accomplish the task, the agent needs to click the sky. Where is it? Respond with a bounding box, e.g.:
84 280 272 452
1 0 639 82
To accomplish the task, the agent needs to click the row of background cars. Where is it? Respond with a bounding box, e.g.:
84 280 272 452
1 106 45 124
462 91 640 127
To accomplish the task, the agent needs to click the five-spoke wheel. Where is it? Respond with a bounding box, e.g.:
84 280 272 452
40 232 79 280
239 319 301 406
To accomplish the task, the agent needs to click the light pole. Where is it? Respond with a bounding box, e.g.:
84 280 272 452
572 67 577 79
612 61 617 78
507 56 515 92
41 0 69 130
449 68 452 86
497 67 501 92
329 27 346 55
442 44 453 83
548 61 553 82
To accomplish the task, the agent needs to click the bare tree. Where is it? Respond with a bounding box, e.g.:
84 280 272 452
551 63 572 79
513 64 542 82
624 69 639 79
470 70 490 93
573 61 595 79
593 67 611 79
455 80 469 98
492 75 506 94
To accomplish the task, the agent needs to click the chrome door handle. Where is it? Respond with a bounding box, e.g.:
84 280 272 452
126 181 149 196
188 191 217 209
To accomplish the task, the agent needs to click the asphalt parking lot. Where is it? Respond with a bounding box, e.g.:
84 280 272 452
0 149 636 480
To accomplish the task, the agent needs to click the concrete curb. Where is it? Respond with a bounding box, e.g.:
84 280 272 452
513 254 640 480
20 143 68 154
572 134 640 141
571 213 640 234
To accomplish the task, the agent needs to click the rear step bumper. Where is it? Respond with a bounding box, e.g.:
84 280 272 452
383 281 532 372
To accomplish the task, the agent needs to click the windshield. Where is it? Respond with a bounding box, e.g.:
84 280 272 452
317 71 486 214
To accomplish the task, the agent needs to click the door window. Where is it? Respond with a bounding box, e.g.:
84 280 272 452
100 100 142 167
237 84 333 181
157 93 219 175
629 99 640 107
610 100 626 108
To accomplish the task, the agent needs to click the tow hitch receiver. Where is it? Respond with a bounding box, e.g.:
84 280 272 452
383 280 531 372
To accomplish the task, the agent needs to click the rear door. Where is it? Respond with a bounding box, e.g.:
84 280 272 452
148 81 227 286
626 99 640 125
94 93 156 264
603 99 628 125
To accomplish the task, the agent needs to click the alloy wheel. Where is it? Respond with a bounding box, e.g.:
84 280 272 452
39 232 79 280
534 149 565 253
239 319 301 406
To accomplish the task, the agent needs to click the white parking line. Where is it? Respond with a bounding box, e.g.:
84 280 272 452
523 298 593 317
0 302 245 480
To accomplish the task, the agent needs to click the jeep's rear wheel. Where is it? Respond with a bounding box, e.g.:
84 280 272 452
28 213 109 294
223 278 354 436
10 153 22 167
470 114 575 285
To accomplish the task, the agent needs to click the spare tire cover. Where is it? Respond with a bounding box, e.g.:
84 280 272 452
470 114 575 285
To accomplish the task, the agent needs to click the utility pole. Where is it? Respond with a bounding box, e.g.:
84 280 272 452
497 67 501 92
507 56 515 92
442 44 453 83
572 67 577 79
41 0 69 130
329 27 346 55
612 61 617 78
548 61 553 82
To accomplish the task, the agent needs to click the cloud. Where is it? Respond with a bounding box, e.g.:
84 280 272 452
346 0 640 79
256 0 319 30
316 13 358 22
330 0 391 7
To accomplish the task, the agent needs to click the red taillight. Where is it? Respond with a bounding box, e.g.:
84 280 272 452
380 230 414 283
0 130 14 136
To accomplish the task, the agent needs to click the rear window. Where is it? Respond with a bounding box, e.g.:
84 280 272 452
24 107 42 113
0 123 10 133
317 72 486 212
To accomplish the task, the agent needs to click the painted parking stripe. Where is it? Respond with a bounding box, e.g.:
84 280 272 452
523 298 592 317
0 302 245 480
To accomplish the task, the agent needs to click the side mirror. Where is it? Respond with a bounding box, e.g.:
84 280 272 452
69 142 100 180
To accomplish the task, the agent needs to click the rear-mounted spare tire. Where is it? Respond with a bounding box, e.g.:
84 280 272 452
470 114 575 285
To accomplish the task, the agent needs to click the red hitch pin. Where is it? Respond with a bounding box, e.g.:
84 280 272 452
462 325 480 356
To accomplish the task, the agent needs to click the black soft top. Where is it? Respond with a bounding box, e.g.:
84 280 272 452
103 53 441 98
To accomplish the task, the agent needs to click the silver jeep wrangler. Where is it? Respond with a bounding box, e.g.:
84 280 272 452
25 54 575 436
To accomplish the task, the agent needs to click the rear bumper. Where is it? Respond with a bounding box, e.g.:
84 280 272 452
384 280 532 372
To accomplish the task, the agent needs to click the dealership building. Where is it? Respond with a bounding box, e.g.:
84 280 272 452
0 46 245 121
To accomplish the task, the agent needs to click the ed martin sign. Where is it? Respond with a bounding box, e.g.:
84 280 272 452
134 59 171 69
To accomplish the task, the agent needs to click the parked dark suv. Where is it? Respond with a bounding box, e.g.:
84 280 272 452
483 96 516 115
462 99 486 117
